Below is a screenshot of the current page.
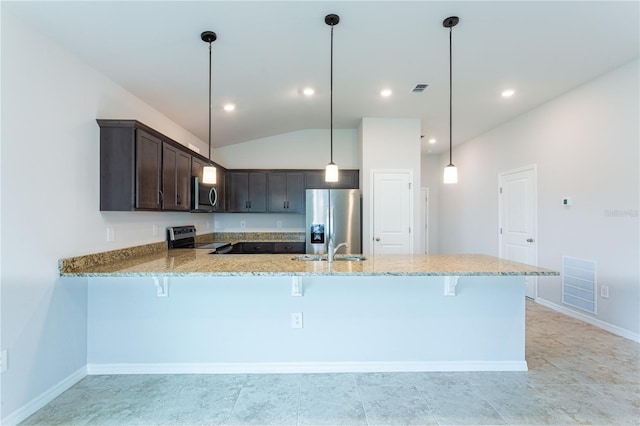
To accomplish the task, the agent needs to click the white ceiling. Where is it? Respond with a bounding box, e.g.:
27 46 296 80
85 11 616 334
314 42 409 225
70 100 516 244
4 1 639 154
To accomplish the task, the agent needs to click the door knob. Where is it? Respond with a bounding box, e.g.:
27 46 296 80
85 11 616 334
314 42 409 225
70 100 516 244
526 238 534 243
375 237 381 241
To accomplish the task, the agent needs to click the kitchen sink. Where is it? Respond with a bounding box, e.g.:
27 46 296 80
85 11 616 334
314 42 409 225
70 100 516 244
334 254 367 261
292 254 367 261
292 254 326 261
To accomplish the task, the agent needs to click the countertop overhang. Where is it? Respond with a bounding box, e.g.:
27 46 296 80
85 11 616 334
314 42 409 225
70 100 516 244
60 250 558 278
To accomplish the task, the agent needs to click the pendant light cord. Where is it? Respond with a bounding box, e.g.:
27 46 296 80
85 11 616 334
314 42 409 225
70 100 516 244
208 41 213 165
448 25 453 167
330 24 334 164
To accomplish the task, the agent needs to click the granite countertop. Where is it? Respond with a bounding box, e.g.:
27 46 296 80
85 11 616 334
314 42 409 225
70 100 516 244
60 250 558 277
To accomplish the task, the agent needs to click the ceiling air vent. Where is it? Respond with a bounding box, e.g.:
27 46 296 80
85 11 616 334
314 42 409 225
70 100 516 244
412 84 429 93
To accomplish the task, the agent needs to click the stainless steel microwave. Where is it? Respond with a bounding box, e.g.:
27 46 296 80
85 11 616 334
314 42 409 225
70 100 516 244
190 176 218 213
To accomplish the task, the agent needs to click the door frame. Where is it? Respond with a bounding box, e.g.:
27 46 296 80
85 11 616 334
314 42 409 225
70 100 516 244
369 169 414 254
421 187 429 254
498 164 538 298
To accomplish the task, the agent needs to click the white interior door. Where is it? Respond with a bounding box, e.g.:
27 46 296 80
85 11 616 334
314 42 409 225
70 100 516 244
499 165 538 299
372 170 413 254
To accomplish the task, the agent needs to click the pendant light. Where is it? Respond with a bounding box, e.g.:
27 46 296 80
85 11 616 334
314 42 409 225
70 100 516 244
443 16 459 184
325 14 340 183
201 31 217 185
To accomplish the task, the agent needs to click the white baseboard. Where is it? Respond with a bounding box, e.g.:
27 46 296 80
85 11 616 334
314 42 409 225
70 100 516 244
536 298 640 343
2 366 87 426
87 360 528 375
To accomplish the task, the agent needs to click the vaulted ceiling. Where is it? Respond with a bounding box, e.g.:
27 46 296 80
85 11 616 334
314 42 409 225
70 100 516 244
4 1 639 154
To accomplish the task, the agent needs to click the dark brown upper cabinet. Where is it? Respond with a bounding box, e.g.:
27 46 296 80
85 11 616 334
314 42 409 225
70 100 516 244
162 143 191 211
268 172 305 213
99 121 163 211
99 119 215 212
98 120 359 213
227 171 268 212
304 169 359 189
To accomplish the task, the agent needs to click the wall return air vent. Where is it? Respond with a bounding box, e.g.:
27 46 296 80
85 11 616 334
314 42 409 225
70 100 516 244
412 84 429 93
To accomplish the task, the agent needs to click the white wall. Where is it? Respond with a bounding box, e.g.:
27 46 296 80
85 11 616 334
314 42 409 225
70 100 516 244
87 275 526 372
420 154 441 254
432 60 639 338
0 11 213 423
211 128 358 231
359 118 422 254
213 128 358 170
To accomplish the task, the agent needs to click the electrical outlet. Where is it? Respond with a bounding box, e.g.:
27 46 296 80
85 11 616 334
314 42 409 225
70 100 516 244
600 285 609 299
106 226 115 242
291 313 303 329
277 221 282 228
1 349 7 373
240 221 246 228
152 224 159 236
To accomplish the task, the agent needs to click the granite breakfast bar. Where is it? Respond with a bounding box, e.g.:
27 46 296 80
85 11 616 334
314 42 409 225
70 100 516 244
60 249 557 374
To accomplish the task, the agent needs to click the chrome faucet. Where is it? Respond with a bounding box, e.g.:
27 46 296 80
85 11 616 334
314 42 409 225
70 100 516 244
327 236 349 263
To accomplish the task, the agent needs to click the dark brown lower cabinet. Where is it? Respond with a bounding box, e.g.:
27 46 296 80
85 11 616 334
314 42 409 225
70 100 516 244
230 242 304 254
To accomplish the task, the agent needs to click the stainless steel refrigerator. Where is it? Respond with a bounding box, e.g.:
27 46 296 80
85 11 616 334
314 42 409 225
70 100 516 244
305 189 361 255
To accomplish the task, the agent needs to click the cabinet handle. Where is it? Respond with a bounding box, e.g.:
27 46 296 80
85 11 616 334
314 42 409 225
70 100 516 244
177 193 181 205
159 191 163 204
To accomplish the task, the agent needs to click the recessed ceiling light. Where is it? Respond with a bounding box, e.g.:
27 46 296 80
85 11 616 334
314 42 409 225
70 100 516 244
302 87 315 96
428 138 437 144
380 89 392 97
501 89 515 98
223 103 236 112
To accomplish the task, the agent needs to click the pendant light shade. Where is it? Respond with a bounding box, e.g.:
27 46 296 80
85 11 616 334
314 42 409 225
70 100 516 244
325 162 339 182
443 16 459 185
325 13 340 183
443 165 458 184
201 31 217 185
202 166 216 184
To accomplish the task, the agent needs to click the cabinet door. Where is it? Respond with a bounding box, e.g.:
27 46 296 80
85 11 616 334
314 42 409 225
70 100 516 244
285 172 305 213
248 172 267 212
241 242 274 254
273 242 305 254
267 173 287 212
135 130 162 210
175 150 191 210
191 157 206 178
227 172 249 212
162 143 191 211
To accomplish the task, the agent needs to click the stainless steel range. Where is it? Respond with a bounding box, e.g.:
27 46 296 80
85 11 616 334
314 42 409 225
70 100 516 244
167 225 233 253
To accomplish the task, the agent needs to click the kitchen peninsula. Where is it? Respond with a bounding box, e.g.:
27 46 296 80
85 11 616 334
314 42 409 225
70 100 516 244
60 248 557 374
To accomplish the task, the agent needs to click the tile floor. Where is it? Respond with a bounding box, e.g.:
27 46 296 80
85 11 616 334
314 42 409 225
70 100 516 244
21 301 640 425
